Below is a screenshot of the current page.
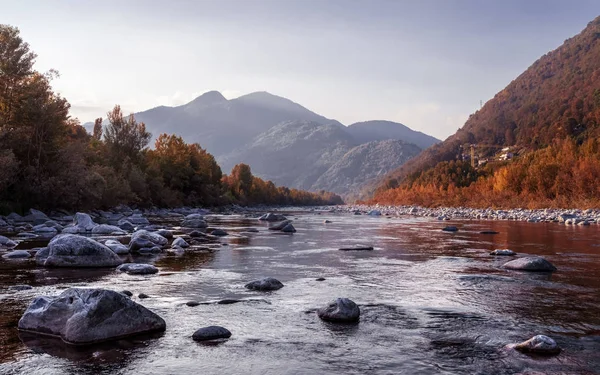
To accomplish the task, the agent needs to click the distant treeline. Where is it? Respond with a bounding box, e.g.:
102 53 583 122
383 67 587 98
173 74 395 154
0 25 342 213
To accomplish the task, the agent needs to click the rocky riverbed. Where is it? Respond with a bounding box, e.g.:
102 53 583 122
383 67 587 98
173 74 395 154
0 206 599 374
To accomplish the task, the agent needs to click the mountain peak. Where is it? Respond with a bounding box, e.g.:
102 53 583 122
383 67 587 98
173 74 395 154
186 90 227 108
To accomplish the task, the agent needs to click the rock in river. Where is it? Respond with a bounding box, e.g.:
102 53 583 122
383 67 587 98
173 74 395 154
245 277 284 291
18 288 166 345
91 224 125 235
210 229 228 237
442 226 459 232
129 230 168 252
2 250 31 259
510 335 561 355
317 298 360 323
258 213 287 222
35 234 123 268
339 245 374 251
490 249 516 256
192 326 231 342
268 220 292 231
503 257 557 272
281 223 296 233
117 263 159 275
181 214 208 228
104 239 129 254
0 235 18 248
172 237 189 248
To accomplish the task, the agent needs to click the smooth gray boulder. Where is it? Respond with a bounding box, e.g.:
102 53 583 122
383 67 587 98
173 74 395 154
73 213 97 231
128 214 150 225
36 234 123 268
503 257 557 272
317 298 360 323
18 288 166 344
281 223 296 233
258 213 287 222
192 326 231 341
157 229 173 239
117 263 159 275
138 246 162 255
0 235 17 248
129 230 168 252
32 225 58 236
0 218 8 227
117 219 135 232
367 210 382 216
91 224 124 235
181 214 208 228
172 237 189 248
510 335 561 355
2 250 31 259
245 277 284 291
22 209 50 225
210 229 228 236
491 249 516 256
104 239 129 254
268 220 292 231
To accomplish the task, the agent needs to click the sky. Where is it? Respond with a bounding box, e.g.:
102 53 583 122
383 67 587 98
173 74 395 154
2 0 600 140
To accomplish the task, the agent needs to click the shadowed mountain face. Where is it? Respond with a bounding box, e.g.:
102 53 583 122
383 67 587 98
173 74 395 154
86 91 439 198
347 120 440 149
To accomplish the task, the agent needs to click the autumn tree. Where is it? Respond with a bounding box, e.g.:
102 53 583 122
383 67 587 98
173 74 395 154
104 105 151 169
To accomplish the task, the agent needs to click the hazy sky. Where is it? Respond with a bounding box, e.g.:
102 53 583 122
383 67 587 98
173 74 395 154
3 0 600 139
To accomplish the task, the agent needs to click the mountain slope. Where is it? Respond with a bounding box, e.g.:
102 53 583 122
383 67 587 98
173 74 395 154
312 139 421 196
347 120 440 149
373 15 600 207
218 120 356 190
133 91 339 157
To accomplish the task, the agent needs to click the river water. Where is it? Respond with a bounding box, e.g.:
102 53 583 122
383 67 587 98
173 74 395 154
0 211 599 374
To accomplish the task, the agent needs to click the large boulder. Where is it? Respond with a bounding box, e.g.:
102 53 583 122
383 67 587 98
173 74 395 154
128 214 150 225
510 335 561 355
104 239 129 254
36 234 123 268
0 235 17 248
268 220 292 231
117 263 158 275
502 257 557 272
181 214 207 228
244 277 284 291
129 230 168 252
317 298 360 323
172 237 189 248
117 219 135 232
192 326 231 341
73 213 97 231
22 209 50 225
2 250 31 259
258 213 287 222
281 223 296 233
18 288 166 344
156 229 173 239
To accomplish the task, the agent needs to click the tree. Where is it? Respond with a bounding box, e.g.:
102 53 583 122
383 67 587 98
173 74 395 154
92 117 103 140
104 105 151 169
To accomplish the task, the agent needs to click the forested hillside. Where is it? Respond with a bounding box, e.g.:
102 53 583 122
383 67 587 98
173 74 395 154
0 25 342 213
373 16 600 208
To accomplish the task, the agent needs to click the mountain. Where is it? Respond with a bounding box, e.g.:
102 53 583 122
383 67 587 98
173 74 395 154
219 120 356 190
311 139 422 197
373 16 600 207
347 120 440 149
133 91 338 158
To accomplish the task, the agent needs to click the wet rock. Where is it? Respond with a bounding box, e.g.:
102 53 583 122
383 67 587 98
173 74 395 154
9 284 33 291
244 228 259 233
0 218 7 227
16 232 37 239
186 301 201 307
2 250 31 259
128 214 150 226
316 277 326 281
18 288 166 344
117 219 135 232
91 224 125 235
210 229 228 236
192 326 231 341
117 263 159 275
104 239 129 254
245 277 284 291
36 234 123 268
172 237 190 248
281 223 296 233
339 246 374 251
442 226 459 232
156 229 173 239
317 298 360 323
258 213 287 222
43 220 64 231
367 210 382 216
0 235 17 248
73 212 97 231
511 335 561 355
480 230 499 234
323 220 332 224
32 225 58 236
188 230 204 238
22 209 50 225
491 249 516 256
121 290 133 297
181 214 207 228
138 293 150 299
503 257 557 272
129 230 168 252
137 246 162 255
217 299 241 305
268 220 292 231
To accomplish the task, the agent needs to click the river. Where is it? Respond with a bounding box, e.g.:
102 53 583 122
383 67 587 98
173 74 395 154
0 211 599 374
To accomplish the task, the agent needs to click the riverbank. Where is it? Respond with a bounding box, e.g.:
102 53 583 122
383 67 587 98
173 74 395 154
326 204 600 224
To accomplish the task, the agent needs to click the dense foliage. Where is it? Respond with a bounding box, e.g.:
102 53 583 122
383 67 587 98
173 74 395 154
374 16 600 208
0 25 342 213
